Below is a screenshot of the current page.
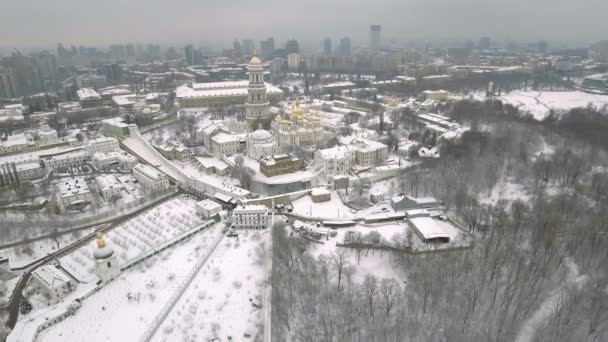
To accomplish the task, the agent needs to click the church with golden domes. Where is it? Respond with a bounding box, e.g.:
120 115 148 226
271 98 335 149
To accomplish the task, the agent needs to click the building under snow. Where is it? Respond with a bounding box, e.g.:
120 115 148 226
233 204 269 229
27 265 75 305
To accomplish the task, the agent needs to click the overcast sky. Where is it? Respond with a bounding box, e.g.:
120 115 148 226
1 0 606 49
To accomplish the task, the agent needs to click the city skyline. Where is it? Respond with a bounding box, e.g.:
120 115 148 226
1 0 606 48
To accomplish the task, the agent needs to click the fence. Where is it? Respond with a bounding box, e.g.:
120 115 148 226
137 230 225 342
0 188 178 247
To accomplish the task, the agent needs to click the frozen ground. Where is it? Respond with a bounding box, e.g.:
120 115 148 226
479 177 530 206
292 193 357 219
307 223 407 283
0 228 95 269
36 225 223 342
473 90 608 121
59 195 203 283
151 230 267 342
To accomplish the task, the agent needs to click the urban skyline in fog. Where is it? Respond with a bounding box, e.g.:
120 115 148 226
1 0 607 49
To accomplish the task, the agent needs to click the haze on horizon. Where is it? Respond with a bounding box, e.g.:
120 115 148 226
1 0 606 48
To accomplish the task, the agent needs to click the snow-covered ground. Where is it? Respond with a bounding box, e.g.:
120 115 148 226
307 224 407 283
479 177 530 206
59 195 203 283
473 90 608 121
151 231 267 342
292 193 357 219
0 228 95 269
36 225 223 342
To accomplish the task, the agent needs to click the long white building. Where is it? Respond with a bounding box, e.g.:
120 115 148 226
233 204 269 229
132 163 170 192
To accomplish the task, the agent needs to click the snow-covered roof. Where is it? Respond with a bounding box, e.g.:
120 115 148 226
196 199 222 211
176 81 283 99
95 174 123 192
234 204 268 213
76 88 101 101
58 177 90 198
32 265 71 290
409 216 450 240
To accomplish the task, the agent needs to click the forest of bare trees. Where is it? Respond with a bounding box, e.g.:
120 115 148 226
270 98 608 342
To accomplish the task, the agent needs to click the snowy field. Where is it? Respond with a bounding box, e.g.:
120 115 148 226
36 224 224 342
59 195 203 283
151 231 267 342
307 223 407 283
292 193 357 219
473 90 608 120
0 228 95 269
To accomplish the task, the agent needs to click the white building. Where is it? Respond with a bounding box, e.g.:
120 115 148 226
27 265 75 305
156 141 193 161
245 51 273 130
86 137 119 155
288 53 300 71
95 174 123 201
0 133 34 154
36 126 59 146
91 151 137 171
233 204 269 229
58 177 92 209
314 138 388 176
195 199 223 218
93 232 121 284
175 80 283 108
246 129 276 160
352 138 389 167
15 161 45 181
132 163 170 192
210 132 240 157
43 150 88 170
315 145 356 177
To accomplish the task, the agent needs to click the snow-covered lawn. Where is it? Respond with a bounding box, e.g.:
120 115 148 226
479 177 530 205
36 224 223 342
308 224 407 283
0 228 95 269
151 231 267 342
59 195 203 283
474 90 608 121
292 193 356 219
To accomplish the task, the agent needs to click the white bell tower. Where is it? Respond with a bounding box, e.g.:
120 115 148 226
245 50 271 130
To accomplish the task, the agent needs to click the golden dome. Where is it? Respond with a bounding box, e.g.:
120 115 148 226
292 98 304 119
96 232 106 249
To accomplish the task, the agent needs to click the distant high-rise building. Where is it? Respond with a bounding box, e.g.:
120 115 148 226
185 45 195 65
110 44 126 60
71 45 78 56
103 63 123 84
286 39 299 54
370 25 382 52
242 40 254 56
479 36 491 50
2 53 43 96
233 39 242 57
193 49 204 65
323 38 332 55
126 44 135 57
338 37 351 56
0 68 17 99
146 44 161 60
260 38 275 60
33 51 57 82
590 40 608 63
